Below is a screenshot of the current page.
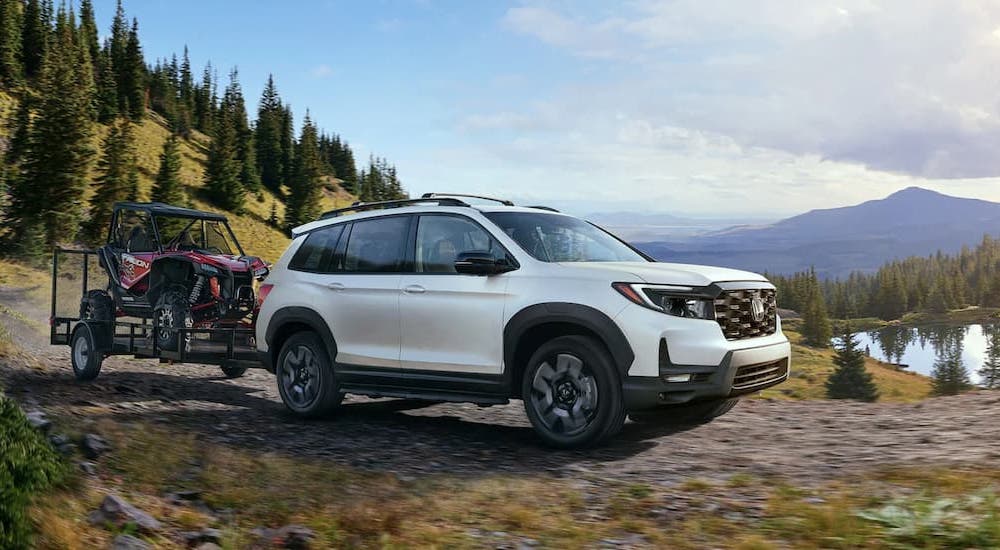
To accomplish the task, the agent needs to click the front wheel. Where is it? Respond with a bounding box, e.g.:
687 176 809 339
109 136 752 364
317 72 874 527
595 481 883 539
154 287 192 352
275 332 343 417
522 335 626 448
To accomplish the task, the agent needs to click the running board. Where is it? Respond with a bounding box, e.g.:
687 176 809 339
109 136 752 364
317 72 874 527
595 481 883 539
339 384 509 406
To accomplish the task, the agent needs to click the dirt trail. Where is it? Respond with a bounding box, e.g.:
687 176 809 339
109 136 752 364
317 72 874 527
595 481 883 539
3 286 999 487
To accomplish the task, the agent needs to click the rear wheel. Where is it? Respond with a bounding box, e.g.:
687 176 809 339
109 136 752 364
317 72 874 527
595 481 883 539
70 324 103 381
629 398 739 425
80 290 114 321
522 335 626 448
154 286 192 352
275 332 342 417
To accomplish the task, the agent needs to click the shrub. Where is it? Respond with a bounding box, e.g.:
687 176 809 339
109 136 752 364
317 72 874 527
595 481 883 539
0 394 66 549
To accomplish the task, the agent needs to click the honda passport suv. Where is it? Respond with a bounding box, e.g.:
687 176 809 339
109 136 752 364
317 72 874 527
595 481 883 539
256 194 790 447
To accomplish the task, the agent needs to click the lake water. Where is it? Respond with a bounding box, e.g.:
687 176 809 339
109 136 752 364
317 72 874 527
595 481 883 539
850 323 999 385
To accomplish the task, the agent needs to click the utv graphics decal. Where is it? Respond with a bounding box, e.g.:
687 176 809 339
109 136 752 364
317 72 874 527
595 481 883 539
120 253 152 287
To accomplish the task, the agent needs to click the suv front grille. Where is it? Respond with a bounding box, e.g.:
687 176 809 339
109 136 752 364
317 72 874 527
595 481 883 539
714 288 777 340
731 358 788 393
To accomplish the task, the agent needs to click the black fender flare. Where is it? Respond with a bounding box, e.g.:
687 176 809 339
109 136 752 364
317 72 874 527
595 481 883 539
263 307 338 373
503 302 635 384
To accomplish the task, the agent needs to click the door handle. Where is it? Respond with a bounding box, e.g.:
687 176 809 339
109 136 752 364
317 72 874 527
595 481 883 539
326 282 345 291
402 284 426 294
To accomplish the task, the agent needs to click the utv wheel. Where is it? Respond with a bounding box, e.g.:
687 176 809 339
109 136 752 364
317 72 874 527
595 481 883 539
522 335 626 448
276 332 342 417
220 365 248 379
80 290 114 321
154 287 192 353
629 398 739 426
70 324 103 381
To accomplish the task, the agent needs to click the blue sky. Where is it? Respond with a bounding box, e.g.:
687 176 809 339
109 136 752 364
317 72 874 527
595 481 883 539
92 1 1000 218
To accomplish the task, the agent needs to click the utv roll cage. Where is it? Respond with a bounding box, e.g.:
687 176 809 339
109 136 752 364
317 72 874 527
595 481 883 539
108 202 245 256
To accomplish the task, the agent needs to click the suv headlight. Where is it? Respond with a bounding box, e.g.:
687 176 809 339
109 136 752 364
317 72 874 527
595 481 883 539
612 283 716 320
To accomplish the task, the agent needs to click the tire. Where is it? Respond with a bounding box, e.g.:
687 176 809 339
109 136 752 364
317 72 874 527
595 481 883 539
70 324 103 381
629 398 739 426
79 290 114 321
154 286 192 352
220 365 248 379
275 332 343 417
522 335 626 448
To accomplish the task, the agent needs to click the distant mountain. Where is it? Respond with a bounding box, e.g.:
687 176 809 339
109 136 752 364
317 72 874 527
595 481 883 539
635 187 1000 278
584 211 773 242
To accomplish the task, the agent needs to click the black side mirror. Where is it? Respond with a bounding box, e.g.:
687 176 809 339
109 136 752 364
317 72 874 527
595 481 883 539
454 252 515 276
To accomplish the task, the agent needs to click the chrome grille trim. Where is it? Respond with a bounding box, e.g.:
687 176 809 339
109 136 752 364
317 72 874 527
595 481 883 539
731 358 789 392
714 288 777 340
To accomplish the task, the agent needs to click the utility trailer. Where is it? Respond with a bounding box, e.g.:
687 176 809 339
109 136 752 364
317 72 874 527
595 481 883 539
50 248 263 380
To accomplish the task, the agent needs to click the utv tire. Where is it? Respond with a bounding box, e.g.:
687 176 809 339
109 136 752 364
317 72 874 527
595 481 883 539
154 287 192 353
80 290 114 322
275 332 343 417
70 323 104 381
220 365 248 379
522 335 626 449
629 398 739 426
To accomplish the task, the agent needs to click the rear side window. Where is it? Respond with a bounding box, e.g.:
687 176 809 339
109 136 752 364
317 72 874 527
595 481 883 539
342 216 410 273
289 224 345 272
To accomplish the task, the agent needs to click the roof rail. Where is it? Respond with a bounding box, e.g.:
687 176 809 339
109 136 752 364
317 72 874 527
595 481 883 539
526 205 560 212
421 193 514 206
319 197 469 219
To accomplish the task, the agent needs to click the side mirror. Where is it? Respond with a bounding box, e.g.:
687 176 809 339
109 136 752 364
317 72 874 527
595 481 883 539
454 252 515 276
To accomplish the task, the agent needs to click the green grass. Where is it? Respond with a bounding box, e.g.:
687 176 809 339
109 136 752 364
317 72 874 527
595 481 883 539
26 420 1000 549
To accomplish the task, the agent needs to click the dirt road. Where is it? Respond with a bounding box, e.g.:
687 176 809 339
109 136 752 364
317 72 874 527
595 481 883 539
3 284 999 489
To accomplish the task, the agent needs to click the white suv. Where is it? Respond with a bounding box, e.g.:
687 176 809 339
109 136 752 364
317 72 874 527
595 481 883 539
255 194 790 447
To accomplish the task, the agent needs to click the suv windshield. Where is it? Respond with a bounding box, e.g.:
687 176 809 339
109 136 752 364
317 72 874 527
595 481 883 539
156 216 241 255
484 212 648 263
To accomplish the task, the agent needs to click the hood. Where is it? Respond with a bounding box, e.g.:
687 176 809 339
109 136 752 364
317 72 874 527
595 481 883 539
163 252 268 272
555 261 769 287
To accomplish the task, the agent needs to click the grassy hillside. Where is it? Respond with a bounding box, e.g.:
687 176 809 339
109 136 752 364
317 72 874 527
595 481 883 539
0 90 356 262
759 328 932 402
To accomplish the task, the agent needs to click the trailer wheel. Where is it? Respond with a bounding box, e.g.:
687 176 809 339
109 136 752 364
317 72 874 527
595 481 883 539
220 365 247 379
70 324 104 381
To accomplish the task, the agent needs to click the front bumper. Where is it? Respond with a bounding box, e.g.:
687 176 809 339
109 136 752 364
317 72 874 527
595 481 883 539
622 339 791 410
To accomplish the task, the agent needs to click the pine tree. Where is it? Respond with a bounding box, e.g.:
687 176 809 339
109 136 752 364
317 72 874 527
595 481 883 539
84 118 135 244
826 323 879 401
21 0 46 79
284 113 323 229
255 74 285 193
979 327 1000 390
931 341 971 396
78 0 99 69
801 268 832 347
193 63 215 135
267 200 278 227
152 133 185 205
0 0 23 84
9 6 94 249
94 46 118 121
123 17 145 119
279 103 295 189
204 74 244 211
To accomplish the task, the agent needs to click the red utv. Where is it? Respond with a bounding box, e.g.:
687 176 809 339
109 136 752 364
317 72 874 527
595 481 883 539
83 202 269 351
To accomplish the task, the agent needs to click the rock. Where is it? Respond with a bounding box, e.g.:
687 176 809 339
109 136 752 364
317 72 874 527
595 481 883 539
110 534 151 550
194 544 222 550
182 528 223 546
79 461 97 475
252 525 314 549
82 433 111 459
25 410 52 432
89 494 163 533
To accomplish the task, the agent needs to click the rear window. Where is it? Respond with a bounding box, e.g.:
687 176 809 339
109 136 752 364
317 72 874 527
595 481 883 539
288 224 345 273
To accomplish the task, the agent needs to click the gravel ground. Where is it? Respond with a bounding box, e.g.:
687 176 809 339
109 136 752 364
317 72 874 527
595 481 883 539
4 285 1000 487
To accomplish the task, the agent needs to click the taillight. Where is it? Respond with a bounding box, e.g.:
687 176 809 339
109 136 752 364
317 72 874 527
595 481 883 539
257 283 274 308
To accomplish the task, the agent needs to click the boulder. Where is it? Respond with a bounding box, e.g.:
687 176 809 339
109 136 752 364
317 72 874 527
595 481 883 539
89 494 163 533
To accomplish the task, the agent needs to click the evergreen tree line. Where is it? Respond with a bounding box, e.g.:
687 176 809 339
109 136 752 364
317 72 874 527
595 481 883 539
0 0 406 256
769 234 1000 322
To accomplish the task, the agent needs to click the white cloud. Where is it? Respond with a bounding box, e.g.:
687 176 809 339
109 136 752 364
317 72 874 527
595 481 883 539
310 64 334 78
499 1 1000 180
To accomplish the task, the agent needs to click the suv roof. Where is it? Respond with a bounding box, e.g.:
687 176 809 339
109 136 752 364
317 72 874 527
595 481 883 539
114 201 229 222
